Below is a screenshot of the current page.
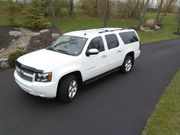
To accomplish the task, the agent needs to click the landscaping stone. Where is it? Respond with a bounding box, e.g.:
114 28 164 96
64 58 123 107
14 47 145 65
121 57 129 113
31 32 40 37
27 27 60 52
154 25 160 30
0 28 32 59
0 48 5 53
34 39 41 44
9 31 22 37
0 58 9 70
40 29 49 33
0 26 16 50
140 26 146 31
51 33 60 39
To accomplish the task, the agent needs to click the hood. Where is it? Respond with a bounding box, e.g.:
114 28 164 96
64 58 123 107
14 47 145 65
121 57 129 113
17 49 75 71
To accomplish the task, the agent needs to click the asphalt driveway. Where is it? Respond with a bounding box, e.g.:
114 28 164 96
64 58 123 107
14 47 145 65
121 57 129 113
0 39 180 135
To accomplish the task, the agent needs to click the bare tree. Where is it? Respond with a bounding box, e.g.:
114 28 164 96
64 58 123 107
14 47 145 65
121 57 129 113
139 0 150 27
130 0 141 18
103 0 110 27
155 0 164 24
159 0 176 23
177 0 180 33
140 0 145 13
48 0 56 27
94 0 98 17
69 0 74 16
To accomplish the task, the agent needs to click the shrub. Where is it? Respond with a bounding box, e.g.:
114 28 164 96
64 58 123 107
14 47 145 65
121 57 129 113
6 0 21 26
8 51 25 67
145 19 156 29
24 0 51 30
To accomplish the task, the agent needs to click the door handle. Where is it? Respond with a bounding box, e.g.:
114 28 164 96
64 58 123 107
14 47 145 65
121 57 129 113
117 50 122 53
102 55 107 58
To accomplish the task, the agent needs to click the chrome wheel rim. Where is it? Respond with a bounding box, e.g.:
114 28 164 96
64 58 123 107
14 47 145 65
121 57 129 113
125 59 132 72
68 80 78 99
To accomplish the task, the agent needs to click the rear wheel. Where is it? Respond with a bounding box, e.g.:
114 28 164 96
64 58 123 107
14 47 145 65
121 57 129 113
57 75 78 102
120 56 133 73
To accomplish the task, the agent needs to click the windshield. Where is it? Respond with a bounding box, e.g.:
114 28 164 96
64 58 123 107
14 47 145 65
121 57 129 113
48 35 88 56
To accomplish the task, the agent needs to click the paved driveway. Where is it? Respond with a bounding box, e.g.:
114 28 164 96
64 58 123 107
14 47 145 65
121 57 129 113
0 39 180 135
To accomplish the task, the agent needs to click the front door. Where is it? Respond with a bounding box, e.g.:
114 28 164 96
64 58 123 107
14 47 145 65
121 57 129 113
83 36 108 80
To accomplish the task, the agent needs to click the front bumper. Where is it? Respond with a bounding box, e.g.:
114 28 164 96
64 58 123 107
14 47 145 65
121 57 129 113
14 70 57 98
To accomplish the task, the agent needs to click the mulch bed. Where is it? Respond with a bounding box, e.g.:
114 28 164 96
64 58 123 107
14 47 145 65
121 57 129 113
27 27 60 52
0 26 17 50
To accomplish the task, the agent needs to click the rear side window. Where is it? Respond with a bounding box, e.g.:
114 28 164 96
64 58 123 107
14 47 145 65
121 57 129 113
105 34 119 49
119 31 139 44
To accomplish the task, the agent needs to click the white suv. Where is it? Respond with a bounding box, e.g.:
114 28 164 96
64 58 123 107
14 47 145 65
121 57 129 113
14 28 141 102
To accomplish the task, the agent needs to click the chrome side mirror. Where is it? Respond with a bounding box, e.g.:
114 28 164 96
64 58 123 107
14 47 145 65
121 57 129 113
86 49 99 56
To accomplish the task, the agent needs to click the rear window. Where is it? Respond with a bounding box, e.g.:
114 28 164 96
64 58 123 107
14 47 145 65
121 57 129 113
105 34 119 49
119 31 139 44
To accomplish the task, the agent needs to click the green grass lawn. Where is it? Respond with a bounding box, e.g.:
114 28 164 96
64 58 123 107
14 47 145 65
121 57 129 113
142 70 180 135
55 14 180 43
0 13 179 43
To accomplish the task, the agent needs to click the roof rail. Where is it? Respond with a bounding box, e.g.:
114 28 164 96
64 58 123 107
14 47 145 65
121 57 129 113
98 28 124 34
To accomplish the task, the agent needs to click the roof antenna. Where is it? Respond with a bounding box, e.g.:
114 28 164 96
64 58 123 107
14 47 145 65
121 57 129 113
84 33 87 36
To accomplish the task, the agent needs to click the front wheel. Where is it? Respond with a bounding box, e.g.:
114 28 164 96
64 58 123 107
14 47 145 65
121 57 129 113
57 75 78 102
120 56 134 73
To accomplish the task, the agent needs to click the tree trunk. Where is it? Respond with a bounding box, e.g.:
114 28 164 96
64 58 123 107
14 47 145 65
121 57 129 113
69 0 74 16
95 0 98 17
139 0 150 27
140 0 145 12
48 0 56 27
103 0 110 27
155 0 164 24
159 0 174 23
178 1 180 32
130 0 141 18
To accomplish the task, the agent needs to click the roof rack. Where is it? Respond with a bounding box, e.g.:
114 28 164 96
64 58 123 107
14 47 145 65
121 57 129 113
98 28 124 34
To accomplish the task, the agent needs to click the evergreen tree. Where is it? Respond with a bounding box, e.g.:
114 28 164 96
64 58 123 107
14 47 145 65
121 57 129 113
6 0 20 26
25 0 50 30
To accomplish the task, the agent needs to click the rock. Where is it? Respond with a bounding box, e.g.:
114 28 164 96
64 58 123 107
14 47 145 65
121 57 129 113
0 58 9 70
145 29 153 32
31 32 40 37
34 40 41 44
11 39 16 42
140 26 146 31
40 29 49 33
154 24 160 30
17 45 25 50
9 31 22 37
51 33 60 39
0 48 5 53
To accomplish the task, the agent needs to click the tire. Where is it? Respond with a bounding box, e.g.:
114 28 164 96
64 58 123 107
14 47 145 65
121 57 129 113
120 55 134 74
57 75 78 102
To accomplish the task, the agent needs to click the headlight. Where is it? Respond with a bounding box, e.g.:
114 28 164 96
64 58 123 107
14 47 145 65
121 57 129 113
35 72 52 82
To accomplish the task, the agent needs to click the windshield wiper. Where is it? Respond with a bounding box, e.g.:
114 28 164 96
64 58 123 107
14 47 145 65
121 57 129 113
56 49 70 55
47 47 55 51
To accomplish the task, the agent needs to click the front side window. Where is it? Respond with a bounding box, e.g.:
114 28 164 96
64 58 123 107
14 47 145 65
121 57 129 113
87 36 105 52
48 35 87 56
105 34 119 49
119 31 139 44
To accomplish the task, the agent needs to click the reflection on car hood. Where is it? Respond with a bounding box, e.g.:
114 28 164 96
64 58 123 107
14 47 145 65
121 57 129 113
17 49 75 71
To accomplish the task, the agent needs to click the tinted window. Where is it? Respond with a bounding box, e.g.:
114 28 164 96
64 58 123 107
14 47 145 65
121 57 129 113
119 31 139 44
105 34 119 49
88 36 105 52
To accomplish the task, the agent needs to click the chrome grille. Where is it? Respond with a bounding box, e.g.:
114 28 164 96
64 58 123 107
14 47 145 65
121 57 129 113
16 62 34 75
16 66 34 82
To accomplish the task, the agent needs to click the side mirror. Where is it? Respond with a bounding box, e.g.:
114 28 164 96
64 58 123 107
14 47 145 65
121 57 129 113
86 48 99 56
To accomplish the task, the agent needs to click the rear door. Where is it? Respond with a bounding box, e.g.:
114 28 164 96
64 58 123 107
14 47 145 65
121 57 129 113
104 33 124 70
119 31 140 59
